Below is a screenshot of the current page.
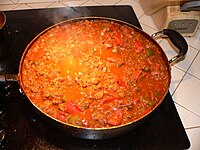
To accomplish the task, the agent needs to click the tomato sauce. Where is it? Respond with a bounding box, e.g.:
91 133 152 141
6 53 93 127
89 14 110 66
21 19 170 128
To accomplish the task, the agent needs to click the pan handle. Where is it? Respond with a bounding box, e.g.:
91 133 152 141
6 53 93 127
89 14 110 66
0 72 18 84
151 29 188 65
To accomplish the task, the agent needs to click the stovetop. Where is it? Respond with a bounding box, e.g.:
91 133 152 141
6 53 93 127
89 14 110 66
0 6 190 150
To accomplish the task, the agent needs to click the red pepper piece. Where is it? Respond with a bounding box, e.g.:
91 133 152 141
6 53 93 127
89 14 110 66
107 109 123 126
149 89 155 100
113 32 123 45
66 101 82 115
103 97 119 104
105 33 111 39
80 109 92 127
103 89 115 96
114 37 123 45
134 40 143 52
117 77 127 88
153 63 161 71
155 84 162 93
133 69 142 81
146 58 152 65
133 98 140 105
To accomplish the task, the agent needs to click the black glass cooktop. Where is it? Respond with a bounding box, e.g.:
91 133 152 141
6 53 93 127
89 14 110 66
0 5 190 150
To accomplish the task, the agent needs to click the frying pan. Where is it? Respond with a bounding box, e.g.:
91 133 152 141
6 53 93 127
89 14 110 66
0 17 188 140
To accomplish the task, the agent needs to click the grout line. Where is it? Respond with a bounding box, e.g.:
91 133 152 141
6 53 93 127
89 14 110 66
140 22 158 32
189 44 199 52
188 45 200 52
138 11 145 20
170 56 200 96
185 50 200 76
10 0 19 4
60 0 89 7
91 0 122 6
185 126 200 130
81 0 101 6
187 71 200 81
113 0 123 5
171 71 187 96
175 101 200 118
91 0 104 6
25 2 55 9
24 3 35 9
12 3 22 10
46 1 62 8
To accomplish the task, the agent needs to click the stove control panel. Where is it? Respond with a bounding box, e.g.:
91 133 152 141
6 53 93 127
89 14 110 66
168 19 199 35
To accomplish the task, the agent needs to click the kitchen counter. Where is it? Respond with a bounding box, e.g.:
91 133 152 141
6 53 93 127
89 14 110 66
0 0 200 150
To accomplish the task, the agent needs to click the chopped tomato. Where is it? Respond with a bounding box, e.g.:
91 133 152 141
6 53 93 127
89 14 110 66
146 58 152 65
133 98 140 105
113 32 123 45
23 19 170 129
117 77 127 87
155 84 162 93
103 89 115 96
103 97 119 104
114 37 123 45
149 89 155 100
105 33 111 39
80 109 92 127
133 40 143 52
30 48 46 60
107 109 123 126
125 33 132 38
66 101 82 115
152 63 161 71
133 69 142 81
57 109 66 116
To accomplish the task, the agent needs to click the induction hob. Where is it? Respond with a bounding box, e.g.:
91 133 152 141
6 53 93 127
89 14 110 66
0 5 190 150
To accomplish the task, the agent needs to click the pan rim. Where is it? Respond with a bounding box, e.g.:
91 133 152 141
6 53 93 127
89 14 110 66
18 16 171 131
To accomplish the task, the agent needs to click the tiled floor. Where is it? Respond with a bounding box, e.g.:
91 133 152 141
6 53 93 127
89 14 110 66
1 0 200 149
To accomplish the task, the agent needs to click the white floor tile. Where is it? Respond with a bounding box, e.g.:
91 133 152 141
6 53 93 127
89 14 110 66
80 0 102 6
139 14 157 30
175 103 200 128
13 3 33 10
27 2 54 9
169 67 185 95
18 0 57 3
185 28 200 51
188 52 200 79
172 73 200 116
10 0 19 3
47 2 66 8
116 0 144 18
61 0 87 7
0 0 14 5
159 39 198 72
60 0 85 1
140 23 163 44
186 128 200 150
140 23 157 36
0 4 17 11
93 0 120 5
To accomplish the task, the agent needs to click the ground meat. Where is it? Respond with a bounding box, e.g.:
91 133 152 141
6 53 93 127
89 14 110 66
21 19 170 128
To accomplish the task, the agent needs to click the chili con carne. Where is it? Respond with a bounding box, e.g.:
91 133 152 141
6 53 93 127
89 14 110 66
21 19 170 128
